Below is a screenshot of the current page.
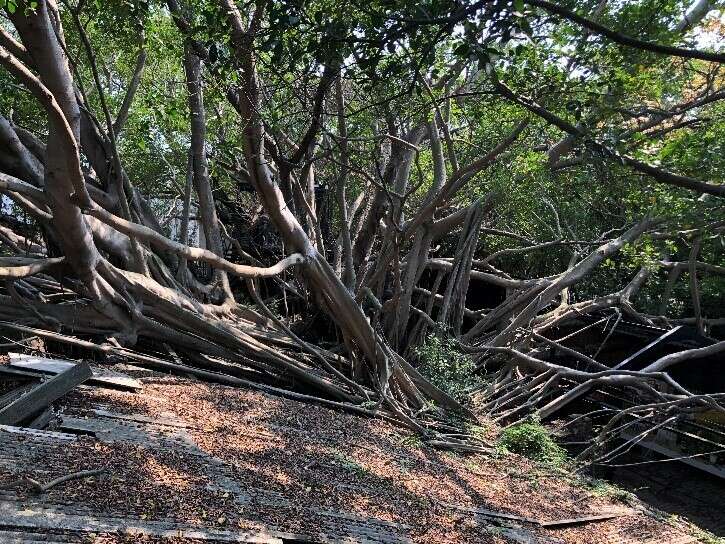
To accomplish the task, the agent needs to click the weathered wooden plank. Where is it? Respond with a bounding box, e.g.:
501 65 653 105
0 424 77 441
0 529 82 543
59 416 194 445
27 407 54 430
0 366 42 380
0 363 92 426
0 497 413 544
539 511 633 527
0 501 284 543
440 501 540 524
8 354 142 392
0 384 33 409
90 408 199 429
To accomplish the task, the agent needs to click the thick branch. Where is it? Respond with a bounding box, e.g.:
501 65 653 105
643 341 725 372
524 0 725 63
0 256 64 278
113 47 146 135
85 202 305 278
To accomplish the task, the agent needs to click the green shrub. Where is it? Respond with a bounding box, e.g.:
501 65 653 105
498 418 567 466
414 334 478 402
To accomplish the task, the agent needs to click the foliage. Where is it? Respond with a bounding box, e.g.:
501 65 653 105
414 335 478 402
498 418 567 466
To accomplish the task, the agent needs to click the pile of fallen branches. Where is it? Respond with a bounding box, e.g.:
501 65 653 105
471 328 725 466
447 218 725 462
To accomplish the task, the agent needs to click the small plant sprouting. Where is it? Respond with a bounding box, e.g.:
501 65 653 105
331 451 368 476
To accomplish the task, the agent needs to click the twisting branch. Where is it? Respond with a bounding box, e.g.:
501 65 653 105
524 0 725 63
642 340 725 373
488 216 660 347
688 236 704 334
0 44 91 206
495 80 725 197
68 7 149 275
334 77 356 291
84 201 305 278
0 257 65 278
23 469 105 495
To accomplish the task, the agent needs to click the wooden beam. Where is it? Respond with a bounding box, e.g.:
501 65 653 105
8 353 143 392
0 366 41 380
27 406 54 430
0 362 91 425
0 384 33 409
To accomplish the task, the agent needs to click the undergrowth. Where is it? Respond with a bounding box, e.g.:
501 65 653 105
497 417 567 466
414 334 478 402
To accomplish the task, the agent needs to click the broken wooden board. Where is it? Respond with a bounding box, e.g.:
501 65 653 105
26 406 54 430
441 501 633 528
0 424 78 441
8 353 142 392
0 365 44 380
0 362 92 426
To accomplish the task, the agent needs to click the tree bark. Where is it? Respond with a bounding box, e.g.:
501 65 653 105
183 43 232 301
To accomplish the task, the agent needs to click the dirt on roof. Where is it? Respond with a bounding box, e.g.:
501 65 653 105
0 365 703 543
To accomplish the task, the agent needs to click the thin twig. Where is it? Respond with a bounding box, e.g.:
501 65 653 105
24 468 105 495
